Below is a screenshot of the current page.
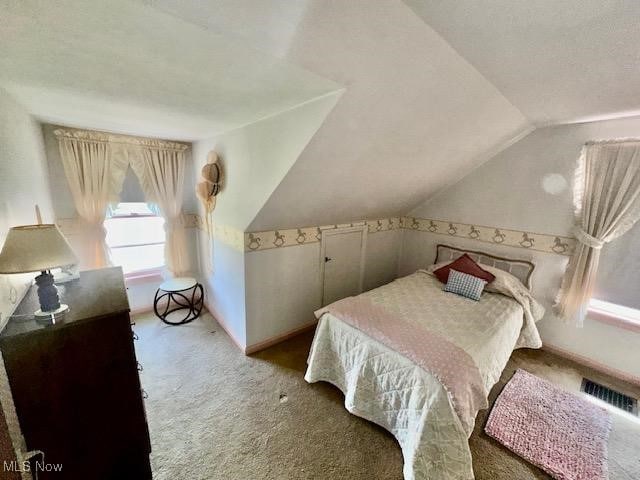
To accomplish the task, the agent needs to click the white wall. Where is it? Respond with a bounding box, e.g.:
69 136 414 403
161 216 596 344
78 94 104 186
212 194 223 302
244 243 320 347
0 89 55 328
190 92 341 348
244 228 402 347
363 229 404 293
198 228 247 348
192 93 341 232
404 116 640 378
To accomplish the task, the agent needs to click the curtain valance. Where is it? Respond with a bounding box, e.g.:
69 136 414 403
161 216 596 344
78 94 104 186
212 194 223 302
54 128 189 152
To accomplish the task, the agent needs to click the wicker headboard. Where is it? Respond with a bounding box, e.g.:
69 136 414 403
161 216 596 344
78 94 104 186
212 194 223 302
434 244 535 289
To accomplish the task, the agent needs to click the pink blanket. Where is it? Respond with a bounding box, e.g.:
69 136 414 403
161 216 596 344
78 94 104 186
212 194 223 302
316 296 488 428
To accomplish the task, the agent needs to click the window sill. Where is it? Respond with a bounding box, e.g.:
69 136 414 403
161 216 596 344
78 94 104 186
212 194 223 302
124 268 164 286
588 301 640 334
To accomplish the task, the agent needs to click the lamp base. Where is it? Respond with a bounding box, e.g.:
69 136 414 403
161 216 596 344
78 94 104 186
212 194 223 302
34 304 69 317
35 270 65 321
34 304 69 324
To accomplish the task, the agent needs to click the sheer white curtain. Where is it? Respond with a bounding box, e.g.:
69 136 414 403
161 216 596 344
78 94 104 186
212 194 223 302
130 147 188 276
57 132 128 269
556 140 640 325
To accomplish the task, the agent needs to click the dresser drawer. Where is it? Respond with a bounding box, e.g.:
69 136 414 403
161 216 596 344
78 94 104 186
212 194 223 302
0 268 152 479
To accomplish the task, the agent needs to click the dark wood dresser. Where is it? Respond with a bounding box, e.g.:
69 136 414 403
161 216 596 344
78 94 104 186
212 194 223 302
0 267 151 479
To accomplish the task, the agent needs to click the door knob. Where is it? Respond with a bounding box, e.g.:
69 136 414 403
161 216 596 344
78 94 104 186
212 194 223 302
324 256 332 263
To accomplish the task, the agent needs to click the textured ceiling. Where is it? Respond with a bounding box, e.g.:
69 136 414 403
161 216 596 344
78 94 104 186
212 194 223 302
3 1 635 231
404 0 640 125
147 0 531 230
0 0 340 140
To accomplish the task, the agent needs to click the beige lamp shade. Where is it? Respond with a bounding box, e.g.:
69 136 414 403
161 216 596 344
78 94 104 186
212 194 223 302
0 224 78 274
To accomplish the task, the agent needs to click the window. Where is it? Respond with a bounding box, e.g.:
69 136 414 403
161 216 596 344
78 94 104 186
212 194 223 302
105 202 165 276
591 221 640 311
588 222 640 331
588 298 640 333
589 299 640 322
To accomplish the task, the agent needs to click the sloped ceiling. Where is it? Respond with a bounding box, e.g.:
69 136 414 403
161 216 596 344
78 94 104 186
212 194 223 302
404 0 640 125
194 91 342 231
148 0 531 230
4 1 635 232
0 0 341 141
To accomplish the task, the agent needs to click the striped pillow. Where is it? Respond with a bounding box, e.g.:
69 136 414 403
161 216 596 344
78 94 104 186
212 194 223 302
444 269 487 301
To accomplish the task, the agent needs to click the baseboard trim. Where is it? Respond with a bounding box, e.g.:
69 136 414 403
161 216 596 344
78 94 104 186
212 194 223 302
245 320 318 355
542 343 640 388
203 295 317 355
203 301 246 353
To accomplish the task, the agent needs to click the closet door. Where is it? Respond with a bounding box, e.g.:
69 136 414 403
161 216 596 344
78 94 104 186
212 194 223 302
321 226 367 306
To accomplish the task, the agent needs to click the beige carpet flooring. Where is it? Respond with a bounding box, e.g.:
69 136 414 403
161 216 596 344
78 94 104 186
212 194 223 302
133 310 640 480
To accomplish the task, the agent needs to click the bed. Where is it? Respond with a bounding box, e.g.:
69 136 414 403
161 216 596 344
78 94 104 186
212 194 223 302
304 244 545 480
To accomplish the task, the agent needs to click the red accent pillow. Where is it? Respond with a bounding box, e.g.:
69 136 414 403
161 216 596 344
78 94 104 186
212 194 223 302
433 254 496 285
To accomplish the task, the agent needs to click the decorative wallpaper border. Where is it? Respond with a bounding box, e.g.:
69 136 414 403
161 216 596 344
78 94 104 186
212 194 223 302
245 218 402 252
55 212 575 256
240 216 575 256
195 217 245 251
401 217 576 256
192 214 576 256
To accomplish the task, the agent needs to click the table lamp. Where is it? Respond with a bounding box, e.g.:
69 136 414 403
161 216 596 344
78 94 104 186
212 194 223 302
0 224 78 317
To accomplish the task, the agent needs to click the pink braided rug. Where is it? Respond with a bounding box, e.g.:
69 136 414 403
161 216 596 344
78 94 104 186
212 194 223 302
485 369 611 480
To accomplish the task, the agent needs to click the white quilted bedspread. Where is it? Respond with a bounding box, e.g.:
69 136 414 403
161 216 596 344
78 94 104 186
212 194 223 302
304 271 542 480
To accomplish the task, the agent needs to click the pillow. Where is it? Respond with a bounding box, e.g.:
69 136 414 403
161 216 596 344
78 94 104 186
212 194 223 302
433 253 496 284
443 269 488 301
481 265 529 294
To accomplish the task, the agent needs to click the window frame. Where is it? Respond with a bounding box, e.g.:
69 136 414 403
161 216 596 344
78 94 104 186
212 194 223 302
588 298 640 334
105 204 166 279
